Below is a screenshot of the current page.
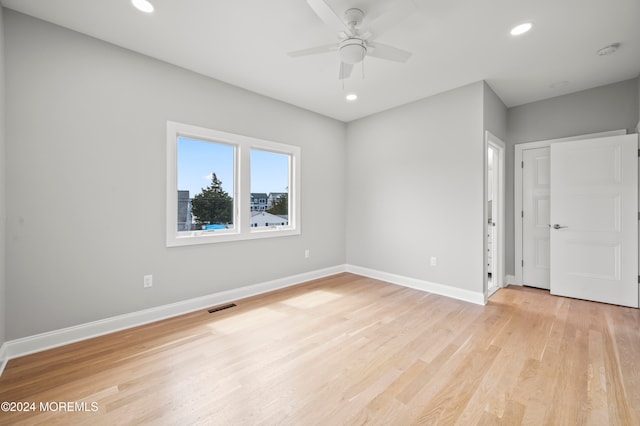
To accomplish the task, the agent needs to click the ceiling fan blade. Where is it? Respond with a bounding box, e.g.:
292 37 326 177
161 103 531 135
339 62 354 80
306 0 353 36
366 0 416 37
367 42 412 62
288 44 337 58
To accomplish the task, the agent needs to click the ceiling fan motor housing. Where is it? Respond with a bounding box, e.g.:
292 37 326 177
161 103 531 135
340 38 367 64
344 8 364 27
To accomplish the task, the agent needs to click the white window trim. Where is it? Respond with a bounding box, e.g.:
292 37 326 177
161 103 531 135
167 121 300 247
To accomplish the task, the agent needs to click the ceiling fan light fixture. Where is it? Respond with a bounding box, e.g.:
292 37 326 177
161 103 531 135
345 93 358 102
510 22 532 36
288 0 413 81
132 0 154 13
339 39 367 64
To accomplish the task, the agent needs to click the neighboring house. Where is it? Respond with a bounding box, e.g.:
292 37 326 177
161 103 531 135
251 211 288 227
267 192 286 210
250 193 268 211
177 190 192 231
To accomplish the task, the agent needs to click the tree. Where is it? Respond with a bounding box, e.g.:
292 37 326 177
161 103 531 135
267 193 288 215
191 173 233 225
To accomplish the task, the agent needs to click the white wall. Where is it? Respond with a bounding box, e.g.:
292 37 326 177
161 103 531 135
0 6 6 348
505 78 639 275
4 11 346 340
346 82 485 295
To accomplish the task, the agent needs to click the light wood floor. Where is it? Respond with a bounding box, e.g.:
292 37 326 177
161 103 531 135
1 273 639 425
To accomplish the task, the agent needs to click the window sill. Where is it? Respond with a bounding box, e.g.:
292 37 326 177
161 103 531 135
167 227 300 247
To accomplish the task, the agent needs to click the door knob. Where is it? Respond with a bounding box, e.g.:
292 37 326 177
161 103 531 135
552 224 568 229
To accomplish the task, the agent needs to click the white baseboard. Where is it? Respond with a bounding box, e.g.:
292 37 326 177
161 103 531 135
345 264 485 305
5 265 347 361
3 264 486 367
0 343 7 376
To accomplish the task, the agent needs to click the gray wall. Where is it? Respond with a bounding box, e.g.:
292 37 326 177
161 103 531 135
482 82 507 283
0 6 6 348
4 11 346 339
346 82 485 294
504 78 640 275
483 82 508 142
508 79 638 144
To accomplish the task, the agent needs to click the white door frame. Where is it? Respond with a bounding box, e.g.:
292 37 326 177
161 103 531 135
485 131 505 302
513 129 627 286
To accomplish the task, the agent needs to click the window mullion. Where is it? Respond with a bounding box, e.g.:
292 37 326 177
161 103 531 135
238 145 252 235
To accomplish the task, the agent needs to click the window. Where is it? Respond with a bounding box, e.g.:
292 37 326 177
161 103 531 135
177 137 235 232
167 121 300 246
251 149 290 230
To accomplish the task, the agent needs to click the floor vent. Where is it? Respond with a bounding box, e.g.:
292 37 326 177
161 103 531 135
208 303 237 313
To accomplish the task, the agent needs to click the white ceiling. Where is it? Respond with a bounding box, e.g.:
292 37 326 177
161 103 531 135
2 0 639 122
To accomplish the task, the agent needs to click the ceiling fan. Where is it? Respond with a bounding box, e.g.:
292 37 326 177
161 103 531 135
288 0 415 80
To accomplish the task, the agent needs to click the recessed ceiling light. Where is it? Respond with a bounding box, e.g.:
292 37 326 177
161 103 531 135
345 93 358 102
510 22 532 36
597 43 620 56
132 0 154 13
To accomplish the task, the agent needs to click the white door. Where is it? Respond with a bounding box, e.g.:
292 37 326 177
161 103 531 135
550 134 638 308
522 148 551 289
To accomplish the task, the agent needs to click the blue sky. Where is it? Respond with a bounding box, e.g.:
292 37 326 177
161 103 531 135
177 137 289 198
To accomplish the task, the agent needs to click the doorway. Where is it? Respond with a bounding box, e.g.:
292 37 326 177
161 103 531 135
486 132 505 300
514 130 638 308
515 130 626 287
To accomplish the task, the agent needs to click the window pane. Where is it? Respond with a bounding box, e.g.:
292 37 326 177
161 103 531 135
250 150 290 228
177 137 234 232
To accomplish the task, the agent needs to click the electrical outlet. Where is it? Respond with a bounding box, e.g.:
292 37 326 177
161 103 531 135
430 257 437 267
143 275 153 288
304 249 310 258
